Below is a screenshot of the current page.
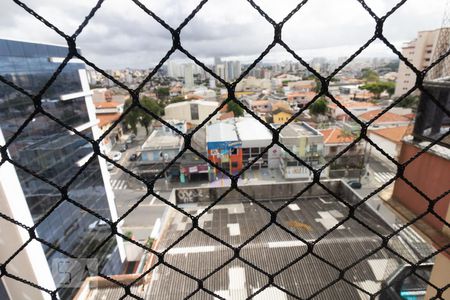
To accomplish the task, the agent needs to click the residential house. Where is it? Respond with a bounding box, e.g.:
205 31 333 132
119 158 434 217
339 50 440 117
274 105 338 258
275 123 325 179
95 101 125 153
266 101 294 124
328 100 380 120
368 126 413 160
358 109 412 128
287 91 317 110
320 127 363 168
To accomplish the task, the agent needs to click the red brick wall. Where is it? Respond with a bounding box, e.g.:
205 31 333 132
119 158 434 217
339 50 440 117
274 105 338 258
392 142 450 231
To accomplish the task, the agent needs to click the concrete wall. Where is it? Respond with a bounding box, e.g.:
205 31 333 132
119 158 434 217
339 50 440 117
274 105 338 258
392 142 450 232
425 253 450 299
174 180 346 205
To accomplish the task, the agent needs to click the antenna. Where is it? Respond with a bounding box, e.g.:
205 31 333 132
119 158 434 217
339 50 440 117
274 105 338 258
426 0 450 81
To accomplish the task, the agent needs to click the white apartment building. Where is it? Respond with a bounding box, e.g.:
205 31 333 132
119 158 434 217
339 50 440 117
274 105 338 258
395 28 449 97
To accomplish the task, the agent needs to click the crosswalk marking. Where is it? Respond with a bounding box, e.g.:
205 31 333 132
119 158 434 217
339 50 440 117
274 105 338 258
374 172 395 184
110 179 128 190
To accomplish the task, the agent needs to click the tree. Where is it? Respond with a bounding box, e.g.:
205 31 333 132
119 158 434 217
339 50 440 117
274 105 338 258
170 96 185 104
123 96 163 135
226 100 244 117
313 78 321 93
398 95 419 111
309 97 328 116
155 87 170 100
386 82 395 97
338 128 357 140
361 68 379 82
360 81 395 99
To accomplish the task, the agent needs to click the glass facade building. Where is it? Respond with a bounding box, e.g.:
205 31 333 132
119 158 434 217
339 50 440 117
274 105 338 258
0 39 122 299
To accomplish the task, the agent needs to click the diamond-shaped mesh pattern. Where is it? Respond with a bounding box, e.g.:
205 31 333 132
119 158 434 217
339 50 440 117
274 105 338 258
0 0 449 299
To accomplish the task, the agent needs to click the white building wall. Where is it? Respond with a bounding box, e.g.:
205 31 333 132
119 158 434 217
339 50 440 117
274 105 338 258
165 101 218 125
367 132 398 160
79 70 126 261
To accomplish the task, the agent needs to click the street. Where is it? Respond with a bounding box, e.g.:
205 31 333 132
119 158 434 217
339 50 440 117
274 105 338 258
106 125 399 243
107 126 171 242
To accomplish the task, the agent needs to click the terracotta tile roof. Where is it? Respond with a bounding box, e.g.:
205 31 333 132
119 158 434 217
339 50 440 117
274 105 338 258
358 109 411 124
185 94 204 100
271 101 292 111
369 125 413 143
218 111 235 120
404 113 416 120
328 100 375 109
251 100 269 105
287 92 317 101
320 127 355 145
97 113 121 127
95 101 123 109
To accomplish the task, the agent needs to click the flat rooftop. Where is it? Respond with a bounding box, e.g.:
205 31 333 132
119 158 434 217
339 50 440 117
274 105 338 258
141 130 183 151
143 181 433 299
277 122 322 138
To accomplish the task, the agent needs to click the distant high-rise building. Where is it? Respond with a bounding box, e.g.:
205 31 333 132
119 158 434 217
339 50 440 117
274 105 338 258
168 60 183 78
184 63 194 88
394 28 450 97
215 64 226 81
231 61 241 81
0 39 125 300
209 76 216 89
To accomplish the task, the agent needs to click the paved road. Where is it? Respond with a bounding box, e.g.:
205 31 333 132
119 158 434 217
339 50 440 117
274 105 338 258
113 189 171 241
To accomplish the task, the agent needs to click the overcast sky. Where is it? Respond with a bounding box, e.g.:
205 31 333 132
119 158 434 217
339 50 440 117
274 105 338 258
1 0 446 69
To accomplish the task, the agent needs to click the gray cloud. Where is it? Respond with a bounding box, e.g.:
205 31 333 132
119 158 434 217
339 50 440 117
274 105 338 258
0 0 446 68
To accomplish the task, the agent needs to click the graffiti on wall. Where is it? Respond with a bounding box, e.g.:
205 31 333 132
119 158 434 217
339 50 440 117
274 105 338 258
176 188 209 204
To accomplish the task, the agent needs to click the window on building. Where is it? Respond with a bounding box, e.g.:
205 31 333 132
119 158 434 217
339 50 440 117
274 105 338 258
190 103 199 120
231 161 238 168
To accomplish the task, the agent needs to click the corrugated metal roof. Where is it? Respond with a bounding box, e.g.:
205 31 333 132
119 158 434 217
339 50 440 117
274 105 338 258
144 195 425 299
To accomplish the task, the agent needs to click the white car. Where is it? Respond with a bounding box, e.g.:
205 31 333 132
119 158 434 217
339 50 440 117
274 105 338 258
88 220 109 231
111 152 122 162
106 162 114 171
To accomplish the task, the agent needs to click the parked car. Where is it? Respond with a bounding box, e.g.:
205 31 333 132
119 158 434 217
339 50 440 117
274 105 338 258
106 162 114 171
347 180 362 189
119 144 128 152
88 220 109 232
129 153 139 161
111 152 122 161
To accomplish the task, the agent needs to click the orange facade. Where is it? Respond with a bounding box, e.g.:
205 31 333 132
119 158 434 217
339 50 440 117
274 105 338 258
207 148 243 176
